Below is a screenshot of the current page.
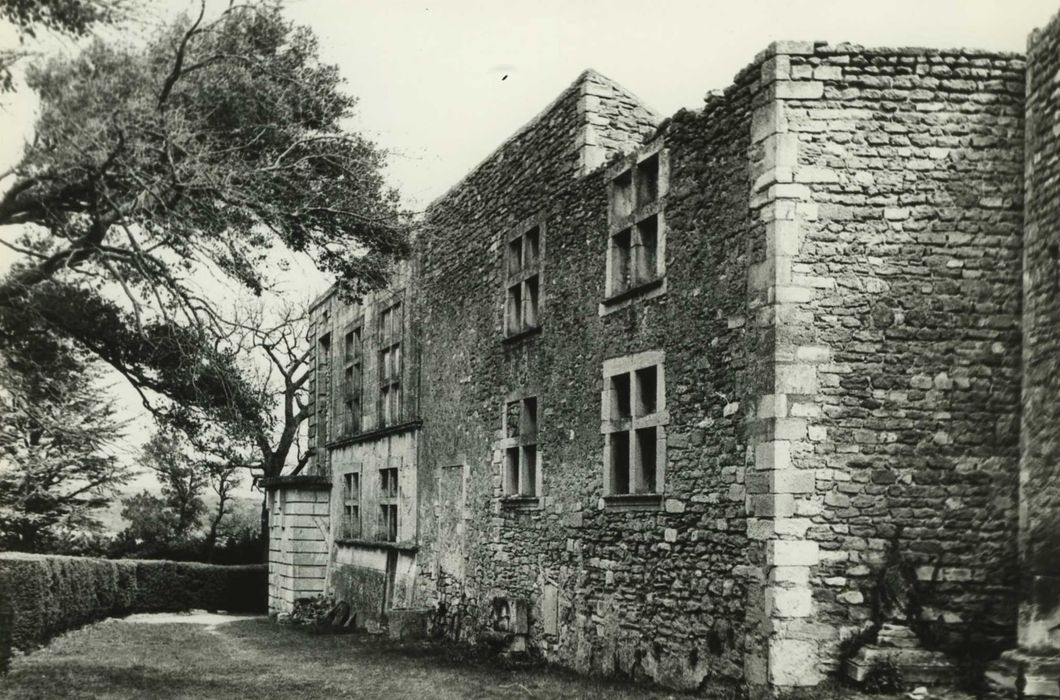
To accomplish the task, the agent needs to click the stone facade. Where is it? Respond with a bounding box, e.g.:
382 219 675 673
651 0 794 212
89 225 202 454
1021 11 1060 652
265 20 1060 693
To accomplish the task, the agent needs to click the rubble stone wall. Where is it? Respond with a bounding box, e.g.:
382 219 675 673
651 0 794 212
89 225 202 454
412 69 760 691
756 42 1025 679
1022 11 1060 651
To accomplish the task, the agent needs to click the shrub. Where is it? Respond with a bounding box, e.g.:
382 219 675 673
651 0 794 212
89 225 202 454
863 657 904 693
0 552 266 667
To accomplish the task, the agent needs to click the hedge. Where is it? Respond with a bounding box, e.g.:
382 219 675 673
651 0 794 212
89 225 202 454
0 552 266 661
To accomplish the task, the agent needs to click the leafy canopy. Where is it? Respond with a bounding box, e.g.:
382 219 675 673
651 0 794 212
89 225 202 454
0 343 133 551
0 2 408 434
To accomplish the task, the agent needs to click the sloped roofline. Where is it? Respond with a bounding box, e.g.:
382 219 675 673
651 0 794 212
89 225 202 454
424 68 660 213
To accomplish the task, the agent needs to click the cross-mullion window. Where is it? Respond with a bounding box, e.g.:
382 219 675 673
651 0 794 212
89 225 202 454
607 149 667 299
379 467 398 542
502 396 539 498
603 355 666 496
504 223 544 337
343 471 361 539
378 301 402 426
341 325 362 436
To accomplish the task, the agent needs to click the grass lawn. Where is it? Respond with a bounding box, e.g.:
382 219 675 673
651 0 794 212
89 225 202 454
0 615 979 699
0 616 681 699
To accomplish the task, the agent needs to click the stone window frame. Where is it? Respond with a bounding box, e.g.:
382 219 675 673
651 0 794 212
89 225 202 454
376 297 403 427
314 331 332 448
502 218 546 342
600 142 669 316
497 388 543 510
601 350 668 510
378 461 400 542
341 466 361 539
338 323 363 436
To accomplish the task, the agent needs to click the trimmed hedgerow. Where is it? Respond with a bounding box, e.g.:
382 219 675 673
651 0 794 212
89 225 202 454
0 553 266 663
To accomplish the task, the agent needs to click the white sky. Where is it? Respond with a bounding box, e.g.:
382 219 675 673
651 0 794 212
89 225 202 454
281 0 1058 209
1 0 1058 504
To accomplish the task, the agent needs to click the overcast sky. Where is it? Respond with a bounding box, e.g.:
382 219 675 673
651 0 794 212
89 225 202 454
277 0 1059 209
4 1 1059 207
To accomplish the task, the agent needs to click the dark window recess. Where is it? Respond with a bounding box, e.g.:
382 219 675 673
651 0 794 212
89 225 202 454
343 472 361 538
607 149 665 300
610 431 631 495
502 396 540 499
521 397 537 436
611 168 634 221
636 215 659 284
505 447 520 495
521 444 537 496
636 426 657 494
635 153 660 208
611 373 631 420
379 504 398 542
636 365 658 416
506 283 523 335
504 224 544 337
524 275 540 328
611 228 633 293
604 360 664 497
381 467 398 499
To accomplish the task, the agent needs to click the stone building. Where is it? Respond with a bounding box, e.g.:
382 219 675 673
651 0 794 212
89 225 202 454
264 13 1060 694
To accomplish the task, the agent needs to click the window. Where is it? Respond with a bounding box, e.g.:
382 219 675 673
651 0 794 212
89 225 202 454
501 396 539 499
342 471 361 538
602 351 667 500
605 148 668 302
379 466 398 542
315 333 331 447
378 301 402 426
340 326 362 436
504 223 544 337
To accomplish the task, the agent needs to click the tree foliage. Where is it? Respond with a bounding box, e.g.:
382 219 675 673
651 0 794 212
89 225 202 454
0 345 133 551
0 0 128 91
141 429 208 540
0 2 408 437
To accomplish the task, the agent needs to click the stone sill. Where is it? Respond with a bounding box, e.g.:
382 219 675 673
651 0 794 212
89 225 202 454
599 278 666 316
602 493 663 511
334 538 419 553
501 325 543 345
326 420 422 449
500 496 542 512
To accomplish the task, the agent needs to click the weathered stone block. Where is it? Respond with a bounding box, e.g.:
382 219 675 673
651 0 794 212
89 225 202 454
769 540 820 567
770 639 824 685
768 587 813 618
775 81 825 100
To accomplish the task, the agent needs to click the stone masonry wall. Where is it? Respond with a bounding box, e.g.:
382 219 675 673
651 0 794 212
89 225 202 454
292 39 1036 691
1022 12 1060 651
267 484 330 614
750 41 1025 680
411 68 763 691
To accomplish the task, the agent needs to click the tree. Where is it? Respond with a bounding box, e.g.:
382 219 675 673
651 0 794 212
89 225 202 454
117 490 180 549
1 0 129 92
0 1 408 438
141 429 208 541
0 346 134 551
203 460 240 555
186 301 313 551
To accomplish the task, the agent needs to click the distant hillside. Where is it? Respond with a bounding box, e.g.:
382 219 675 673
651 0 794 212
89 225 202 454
92 493 264 537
